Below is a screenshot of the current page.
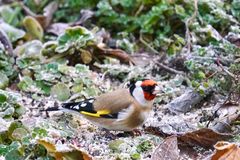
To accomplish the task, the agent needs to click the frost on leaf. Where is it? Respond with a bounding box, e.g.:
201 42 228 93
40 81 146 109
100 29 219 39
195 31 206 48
152 136 179 160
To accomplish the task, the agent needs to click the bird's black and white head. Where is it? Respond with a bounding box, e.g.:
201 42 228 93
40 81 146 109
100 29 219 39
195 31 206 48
129 79 160 106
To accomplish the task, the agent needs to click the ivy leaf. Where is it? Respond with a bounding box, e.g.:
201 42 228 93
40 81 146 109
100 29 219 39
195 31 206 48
56 26 94 53
51 83 70 101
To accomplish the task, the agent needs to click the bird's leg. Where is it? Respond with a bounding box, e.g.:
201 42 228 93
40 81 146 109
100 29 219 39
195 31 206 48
100 128 117 140
131 129 142 136
117 129 142 137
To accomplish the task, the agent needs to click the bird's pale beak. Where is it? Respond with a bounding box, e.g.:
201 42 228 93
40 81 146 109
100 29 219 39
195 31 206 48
153 85 162 95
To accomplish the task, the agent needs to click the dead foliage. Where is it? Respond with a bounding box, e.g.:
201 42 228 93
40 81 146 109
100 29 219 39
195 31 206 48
152 136 179 160
211 141 240 160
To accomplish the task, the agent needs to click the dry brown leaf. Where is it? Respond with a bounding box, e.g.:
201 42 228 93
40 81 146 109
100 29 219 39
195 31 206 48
178 128 232 148
0 28 13 56
47 23 69 35
42 1 58 28
152 136 179 160
211 141 240 160
96 45 133 64
38 139 92 160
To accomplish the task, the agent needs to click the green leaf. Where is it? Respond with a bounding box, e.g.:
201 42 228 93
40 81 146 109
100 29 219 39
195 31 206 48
32 127 48 138
11 128 28 141
0 6 20 26
109 139 124 152
56 26 94 53
36 81 51 95
203 82 209 88
14 40 43 59
23 16 44 41
8 121 24 139
0 23 25 42
51 83 71 101
0 141 21 157
17 76 35 92
0 94 7 103
195 71 206 80
0 72 9 89
5 148 22 160
131 153 141 160
14 105 26 118
136 140 152 153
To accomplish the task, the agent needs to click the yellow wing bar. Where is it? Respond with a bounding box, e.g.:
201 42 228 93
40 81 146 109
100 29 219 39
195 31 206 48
80 110 111 118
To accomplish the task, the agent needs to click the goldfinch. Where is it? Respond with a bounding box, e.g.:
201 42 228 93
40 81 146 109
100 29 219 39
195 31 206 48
47 79 160 131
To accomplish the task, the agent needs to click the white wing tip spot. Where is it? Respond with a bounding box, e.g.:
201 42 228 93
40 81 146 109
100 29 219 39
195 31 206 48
73 105 79 110
80 103 87 107
88 99 94 103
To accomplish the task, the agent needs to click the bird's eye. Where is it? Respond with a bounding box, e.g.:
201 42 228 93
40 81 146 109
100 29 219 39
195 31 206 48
141 85 155 93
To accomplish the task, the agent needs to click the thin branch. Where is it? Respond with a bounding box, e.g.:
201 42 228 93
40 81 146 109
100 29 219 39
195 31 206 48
185 0 198 54
134 3 144 17
216 59 236 79
156 62 186 75
139 33 159 54
42 52 69 64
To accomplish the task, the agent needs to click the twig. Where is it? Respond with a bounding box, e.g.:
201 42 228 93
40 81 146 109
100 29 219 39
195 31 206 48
156 62 186 75
206 71 218 80
42 52 69 64
185 0 198 54
134 3 144 17
139 33 159 54
191 56 233 65
206 92 232 127
216 58 236 79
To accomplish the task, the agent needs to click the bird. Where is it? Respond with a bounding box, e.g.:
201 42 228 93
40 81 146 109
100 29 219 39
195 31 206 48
46 79 161 131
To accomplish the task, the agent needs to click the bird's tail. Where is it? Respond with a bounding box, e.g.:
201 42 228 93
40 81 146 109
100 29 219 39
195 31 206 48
45 98 118 119
44 102 80 112
44 107 61 111
45 98 95 113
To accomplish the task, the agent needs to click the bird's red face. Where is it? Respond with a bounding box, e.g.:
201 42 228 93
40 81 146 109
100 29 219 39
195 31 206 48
141 79 159 101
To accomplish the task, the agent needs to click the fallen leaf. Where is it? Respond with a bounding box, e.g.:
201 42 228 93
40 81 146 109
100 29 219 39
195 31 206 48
152 136 179 160
23 16 44 41
96 45 133 64
14 40 43 58
40 1 58 28
38 139 92 160
178 128 232 148
74 9 94 25
80 49 92 64
47 23 69 35
211 141 240 160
